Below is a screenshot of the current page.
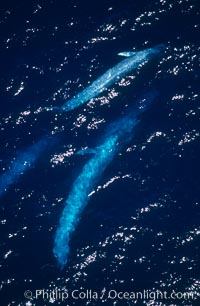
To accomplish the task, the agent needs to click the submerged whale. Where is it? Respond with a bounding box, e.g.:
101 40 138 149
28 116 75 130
1 45 163 199
0 135 57 198
53 90 157 268
60 45 163 112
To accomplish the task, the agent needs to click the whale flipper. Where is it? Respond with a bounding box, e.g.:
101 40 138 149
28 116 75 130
76 148 97 156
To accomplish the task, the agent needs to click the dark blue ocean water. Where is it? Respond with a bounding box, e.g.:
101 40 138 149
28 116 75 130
0 0 200 305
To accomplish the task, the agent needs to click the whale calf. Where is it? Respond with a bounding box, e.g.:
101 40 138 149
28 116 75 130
53 90 157 268
60 45 163 112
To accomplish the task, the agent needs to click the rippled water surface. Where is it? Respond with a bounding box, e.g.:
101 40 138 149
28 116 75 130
0 0 200 305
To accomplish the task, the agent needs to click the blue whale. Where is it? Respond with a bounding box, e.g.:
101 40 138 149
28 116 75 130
0 135 57 198
53 91 157 268
60 45 163 112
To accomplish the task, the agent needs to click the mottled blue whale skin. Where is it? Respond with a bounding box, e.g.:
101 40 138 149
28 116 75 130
53 91 157 268
61 45 163 112
0 135 57 198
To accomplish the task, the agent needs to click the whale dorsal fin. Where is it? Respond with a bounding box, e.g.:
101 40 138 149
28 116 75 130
118 51 137 57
